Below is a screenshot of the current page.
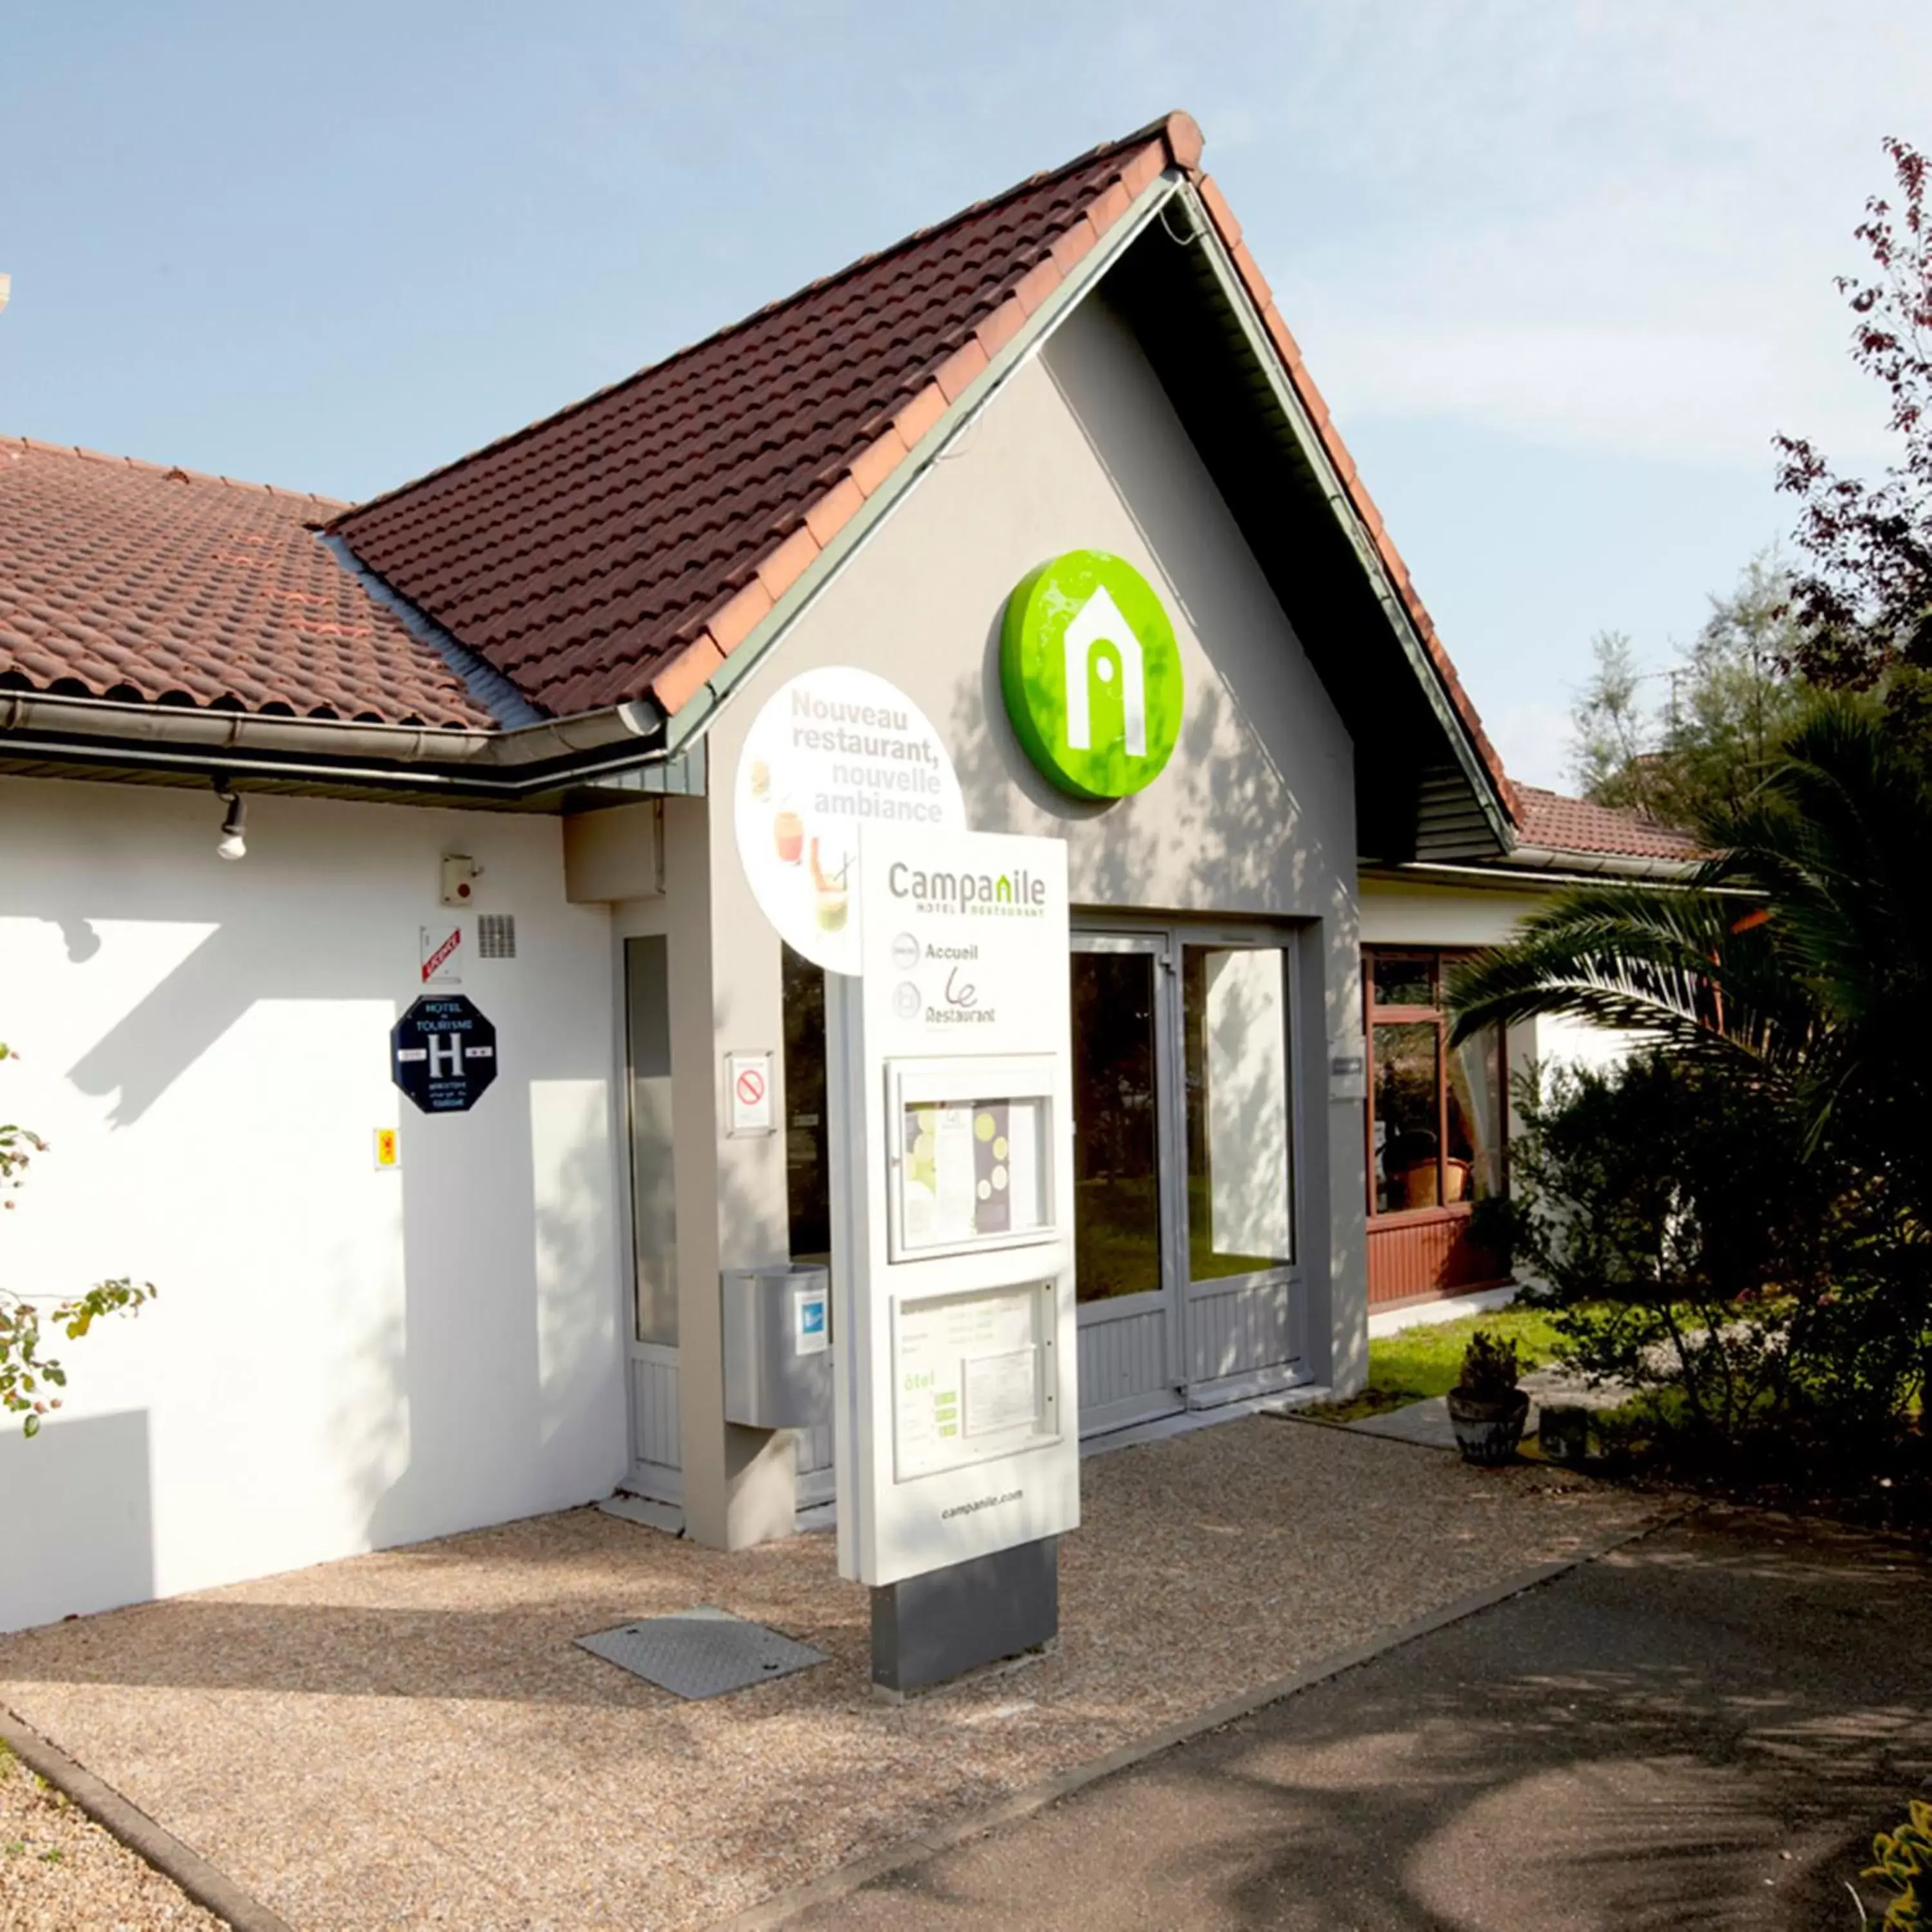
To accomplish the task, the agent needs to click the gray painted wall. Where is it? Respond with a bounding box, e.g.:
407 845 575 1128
669 285 1369 1546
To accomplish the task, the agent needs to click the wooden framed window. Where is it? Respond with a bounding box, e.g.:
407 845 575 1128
1363 949 1507 1222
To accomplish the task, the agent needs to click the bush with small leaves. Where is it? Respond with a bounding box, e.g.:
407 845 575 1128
1457 1330 1523 1400
0 1040 155 1438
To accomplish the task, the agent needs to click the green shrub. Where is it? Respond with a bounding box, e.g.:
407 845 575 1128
1506 1052 1927 1464
1446 703 1932 1489
1456 1329 1523 1399
2 1039 156 1436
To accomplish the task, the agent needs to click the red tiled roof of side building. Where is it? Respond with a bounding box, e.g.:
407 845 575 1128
0 439 495 729
1515 784 1705 861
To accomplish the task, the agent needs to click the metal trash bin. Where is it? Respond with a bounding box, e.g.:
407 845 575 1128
721 1264 833 1429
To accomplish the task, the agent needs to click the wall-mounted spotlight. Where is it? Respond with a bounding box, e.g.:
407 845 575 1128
213 782 247 862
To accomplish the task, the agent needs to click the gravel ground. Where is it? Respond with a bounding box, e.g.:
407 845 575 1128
0 1419 1667 1931
0 1742 224 1931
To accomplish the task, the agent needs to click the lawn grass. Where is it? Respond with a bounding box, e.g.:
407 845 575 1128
1312 1305 1564 1423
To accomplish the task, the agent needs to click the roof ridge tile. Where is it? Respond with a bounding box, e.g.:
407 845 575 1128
3 431 350 509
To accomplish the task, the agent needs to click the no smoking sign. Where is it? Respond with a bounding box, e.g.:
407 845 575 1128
726 1050 775 1137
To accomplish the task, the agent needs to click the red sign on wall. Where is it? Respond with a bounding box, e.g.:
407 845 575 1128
726 1051 774 1137
421 925 463 985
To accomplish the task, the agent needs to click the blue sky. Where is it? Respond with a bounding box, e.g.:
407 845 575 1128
4 1 1926 787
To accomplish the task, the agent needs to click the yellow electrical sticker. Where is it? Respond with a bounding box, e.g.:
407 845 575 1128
374 1128 400 1170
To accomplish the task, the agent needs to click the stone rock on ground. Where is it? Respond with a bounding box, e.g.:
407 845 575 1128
0 1743 223 1931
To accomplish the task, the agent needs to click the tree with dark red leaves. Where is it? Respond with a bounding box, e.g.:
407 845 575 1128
1775 138 1932 708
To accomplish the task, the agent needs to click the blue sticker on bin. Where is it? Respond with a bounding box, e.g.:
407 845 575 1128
795 1290 828 1353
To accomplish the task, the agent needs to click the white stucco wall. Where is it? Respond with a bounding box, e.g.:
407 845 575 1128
0 777 627 1631
1359 877 1547 950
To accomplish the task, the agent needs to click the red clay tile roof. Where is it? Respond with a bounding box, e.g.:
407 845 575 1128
334 119 1196 722
333 111 1519 829
1515 784 1704 861
1 111 1523 826
0 439 495 728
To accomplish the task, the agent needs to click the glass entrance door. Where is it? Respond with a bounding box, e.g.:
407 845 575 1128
1071 927 1306 1434
1070 933 1185 1430
1178 938 1301 1393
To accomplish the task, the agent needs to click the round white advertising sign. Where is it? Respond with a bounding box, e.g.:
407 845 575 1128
734 667 966 976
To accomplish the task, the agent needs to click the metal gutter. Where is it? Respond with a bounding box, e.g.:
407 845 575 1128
1504 845 1703 882
0 687 691 797
1364 850 1706 889
655 171 1189 753
1168 181 1519 858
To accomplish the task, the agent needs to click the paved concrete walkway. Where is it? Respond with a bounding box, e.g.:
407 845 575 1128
1347 1393 1464 1447
1350 1365 1630 1450
773 1509 1931 1930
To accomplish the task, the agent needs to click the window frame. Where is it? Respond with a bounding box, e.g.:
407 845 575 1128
1363 947 1506 1226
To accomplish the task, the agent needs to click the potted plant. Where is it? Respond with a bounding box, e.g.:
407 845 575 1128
1447 1329 1530 1464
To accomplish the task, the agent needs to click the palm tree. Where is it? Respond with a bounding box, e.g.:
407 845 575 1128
1448 703 1932 1226
1449 705 1932 1446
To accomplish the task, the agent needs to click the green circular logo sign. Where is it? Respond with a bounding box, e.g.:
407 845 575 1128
999 551 1184 799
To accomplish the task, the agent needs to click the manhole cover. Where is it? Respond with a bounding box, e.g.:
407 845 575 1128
575 1607 826 1700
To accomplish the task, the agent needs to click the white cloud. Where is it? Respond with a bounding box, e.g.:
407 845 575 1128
1301 314 1871 468
1209 0 1931 471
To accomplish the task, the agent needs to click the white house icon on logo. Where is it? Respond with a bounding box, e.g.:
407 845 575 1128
1062 585 1146 757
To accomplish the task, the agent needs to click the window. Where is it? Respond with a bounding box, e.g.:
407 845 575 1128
1182 943 1294 1278
1070 949 1162 1301
782 943 832 1262
624 936 677 1344
1365 949 1506 1219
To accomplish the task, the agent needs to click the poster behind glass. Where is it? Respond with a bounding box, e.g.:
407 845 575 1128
898 1095 1047 1253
